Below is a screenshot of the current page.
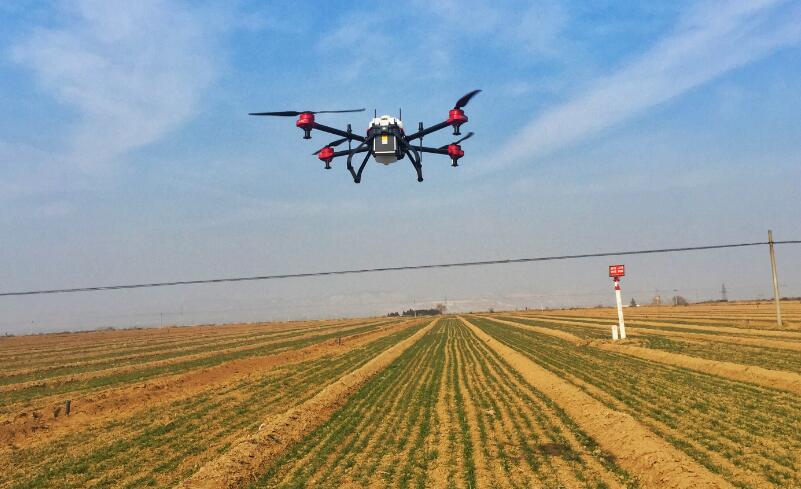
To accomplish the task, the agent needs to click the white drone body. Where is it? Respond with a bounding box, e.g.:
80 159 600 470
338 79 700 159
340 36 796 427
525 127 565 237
369 115 404 165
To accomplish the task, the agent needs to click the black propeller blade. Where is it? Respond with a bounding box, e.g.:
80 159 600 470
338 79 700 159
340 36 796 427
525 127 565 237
249 108 366 117
439 132 474 149
312 137 350 155
454 90 481 110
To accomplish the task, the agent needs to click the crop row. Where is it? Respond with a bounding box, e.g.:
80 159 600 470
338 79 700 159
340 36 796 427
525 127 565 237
517 313 801 340
527 301 801 331
252 319 632 488
1 321 428 488
0 319 355 365
500 315 801 374
1 319 394 412
0 318 389 387
471 316 801 488
0 318 377 378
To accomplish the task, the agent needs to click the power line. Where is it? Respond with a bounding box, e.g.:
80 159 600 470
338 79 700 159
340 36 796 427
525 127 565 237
1 240 799 298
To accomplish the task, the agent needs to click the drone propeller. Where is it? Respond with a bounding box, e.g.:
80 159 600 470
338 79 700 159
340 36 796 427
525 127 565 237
454 90 481 110
249 108 366 117
439 132 474 149
312 137 349 155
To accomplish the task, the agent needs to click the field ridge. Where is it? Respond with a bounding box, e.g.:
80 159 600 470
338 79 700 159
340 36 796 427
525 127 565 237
487 316 801 395
459 316 734 489
177 318 439 489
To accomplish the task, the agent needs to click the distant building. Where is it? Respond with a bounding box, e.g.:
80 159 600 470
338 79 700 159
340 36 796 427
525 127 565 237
651 294 662 305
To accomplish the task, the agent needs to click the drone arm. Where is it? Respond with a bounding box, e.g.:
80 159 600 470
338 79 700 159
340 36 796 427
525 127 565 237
415 145 450 155
312 122 366 142
404 120 451 142
332 146 368 158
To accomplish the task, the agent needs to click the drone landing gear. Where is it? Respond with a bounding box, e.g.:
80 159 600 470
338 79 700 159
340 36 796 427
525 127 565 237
405 149 424 182
346 136 374 184
353 151 371 183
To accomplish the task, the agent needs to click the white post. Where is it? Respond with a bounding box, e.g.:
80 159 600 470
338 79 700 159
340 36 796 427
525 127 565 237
614 277 626 339
610 278 620 340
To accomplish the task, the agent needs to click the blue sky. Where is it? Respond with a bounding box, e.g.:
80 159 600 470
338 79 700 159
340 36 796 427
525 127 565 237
1 1 800 333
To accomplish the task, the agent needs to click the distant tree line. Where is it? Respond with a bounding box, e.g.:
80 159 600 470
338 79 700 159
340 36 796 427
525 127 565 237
388 304 445 317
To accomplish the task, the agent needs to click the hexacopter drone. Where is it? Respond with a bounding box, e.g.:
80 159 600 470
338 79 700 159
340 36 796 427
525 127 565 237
249 90 480 183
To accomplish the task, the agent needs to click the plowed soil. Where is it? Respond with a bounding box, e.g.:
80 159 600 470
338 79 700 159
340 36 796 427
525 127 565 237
3 301 801 489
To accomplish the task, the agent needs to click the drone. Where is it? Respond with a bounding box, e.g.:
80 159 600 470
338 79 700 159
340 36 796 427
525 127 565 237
249 90 480 183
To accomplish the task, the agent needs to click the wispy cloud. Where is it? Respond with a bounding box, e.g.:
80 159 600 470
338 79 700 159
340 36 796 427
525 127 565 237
417 0 568 57
476 0 801 175
10 0 219 170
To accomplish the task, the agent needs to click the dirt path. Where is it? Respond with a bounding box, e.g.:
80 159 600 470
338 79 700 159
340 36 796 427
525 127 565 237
488 316 801 395
177 319 439 489
0 319 419 448
428 325 454 488
460 317 734 489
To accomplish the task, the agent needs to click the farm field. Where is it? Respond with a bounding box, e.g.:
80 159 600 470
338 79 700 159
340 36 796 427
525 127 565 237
2 301 801 488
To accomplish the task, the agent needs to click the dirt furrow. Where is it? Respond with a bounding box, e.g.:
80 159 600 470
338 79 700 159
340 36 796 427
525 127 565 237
460 316 734 489
462 322 623 488
0 319 419 448
177 318 438 489
490 316 801 395
504 314 801 347
0 319 387 396
429 324 456 488
452 326 495 488
0 319 373 380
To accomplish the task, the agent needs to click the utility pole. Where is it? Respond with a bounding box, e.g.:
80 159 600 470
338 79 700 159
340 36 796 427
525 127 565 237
768 230 783 327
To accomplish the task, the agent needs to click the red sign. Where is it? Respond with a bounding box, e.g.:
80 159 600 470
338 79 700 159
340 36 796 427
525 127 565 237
609 264 625 277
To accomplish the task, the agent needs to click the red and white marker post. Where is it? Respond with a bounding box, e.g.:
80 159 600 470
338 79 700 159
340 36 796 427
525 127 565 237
608 265 626 340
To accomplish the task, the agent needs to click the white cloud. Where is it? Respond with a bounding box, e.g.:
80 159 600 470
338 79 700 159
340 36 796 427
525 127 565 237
11 0 219 170
415 0 568 56
477 0 801 175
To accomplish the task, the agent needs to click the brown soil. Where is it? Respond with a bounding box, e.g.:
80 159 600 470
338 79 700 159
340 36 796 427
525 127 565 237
465 325 625 488
515 313 801 338
460 317 734 489
0 319 387 397
429 324 456 488
504 314 801 351
596 343 801 395
0 318 418 448
177 319 439 489
0 318 370 378
453 331 494 488
489 316 801 395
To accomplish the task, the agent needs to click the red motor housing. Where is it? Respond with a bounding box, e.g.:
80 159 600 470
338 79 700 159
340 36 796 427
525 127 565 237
447 144 464 166
318 146 334 169
447 109 468 135
296 112 315 139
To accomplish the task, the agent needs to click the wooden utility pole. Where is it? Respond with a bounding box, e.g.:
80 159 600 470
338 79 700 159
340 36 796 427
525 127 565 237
768 230 783 327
